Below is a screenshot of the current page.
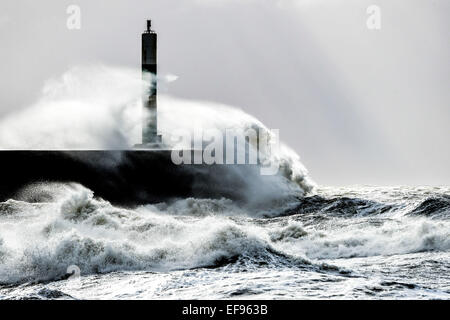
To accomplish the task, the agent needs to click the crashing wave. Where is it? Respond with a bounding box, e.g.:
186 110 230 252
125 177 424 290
0 185 317 285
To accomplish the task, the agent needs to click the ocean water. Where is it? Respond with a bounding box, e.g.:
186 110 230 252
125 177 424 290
0 183 448 300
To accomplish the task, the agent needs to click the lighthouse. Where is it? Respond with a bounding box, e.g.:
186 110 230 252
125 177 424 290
141 20 162 145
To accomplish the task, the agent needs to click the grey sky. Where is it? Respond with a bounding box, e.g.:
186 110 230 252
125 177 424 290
0 0 449 185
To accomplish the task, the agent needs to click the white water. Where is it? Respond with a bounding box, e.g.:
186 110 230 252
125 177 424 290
0 66 448 299
0 184 448 300
0 65 315 211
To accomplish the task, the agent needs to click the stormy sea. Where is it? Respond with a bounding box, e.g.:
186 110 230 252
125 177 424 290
0 183 448 300
0 66 448 299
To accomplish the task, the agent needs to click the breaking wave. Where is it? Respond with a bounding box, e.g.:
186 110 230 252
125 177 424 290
0 185 316 285
0 184 448 285
0 65 316 206
277 217 450 260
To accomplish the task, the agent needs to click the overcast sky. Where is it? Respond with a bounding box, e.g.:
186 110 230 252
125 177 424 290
0 0 449 186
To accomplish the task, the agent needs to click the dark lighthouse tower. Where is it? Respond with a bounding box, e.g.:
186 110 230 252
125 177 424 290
141 20 162 145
